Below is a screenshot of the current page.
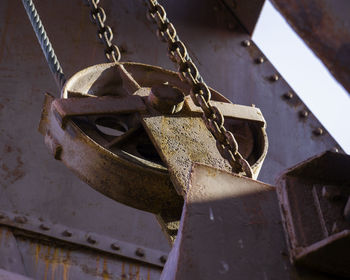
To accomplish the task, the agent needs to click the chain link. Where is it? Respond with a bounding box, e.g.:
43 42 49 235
146 0 253 177
85 0 121 62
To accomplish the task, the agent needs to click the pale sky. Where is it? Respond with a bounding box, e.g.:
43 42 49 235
252 0 350 154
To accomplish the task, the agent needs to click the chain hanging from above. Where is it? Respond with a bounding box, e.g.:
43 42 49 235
85 0 121 62
145 0 253 177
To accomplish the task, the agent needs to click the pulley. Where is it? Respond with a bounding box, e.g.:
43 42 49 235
22 0 269 241
39 62 268 240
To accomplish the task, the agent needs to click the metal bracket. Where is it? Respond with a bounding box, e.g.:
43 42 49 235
277 151 350 278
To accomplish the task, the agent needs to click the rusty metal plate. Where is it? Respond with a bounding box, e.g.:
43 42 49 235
161 163 289 279
277 151 350 277
15 235 162 280
270 0 350 95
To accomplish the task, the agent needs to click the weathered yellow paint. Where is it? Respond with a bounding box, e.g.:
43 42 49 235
102 258 110 280
96 255 100 275
51 248 59 280
121 262 126 280
147 268 150 280
129 264 133 280
35 244 41 267
43 246 52 280
136 265 140 280
62 250 71 280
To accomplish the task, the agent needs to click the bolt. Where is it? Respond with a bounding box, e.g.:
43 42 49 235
344 196 350 223
111 242 120 251
283 91 293 99
0 213 5 219
256 57 265 64
148 84 185 114
40 223 50 231
270 74 279 82
299 110 309 118
241 40 251 47
332 147 339 153
135 248 145 257
87 235 97 244
313 127 324 136
62 230 72 237
159 255 167 263
14 216 27 224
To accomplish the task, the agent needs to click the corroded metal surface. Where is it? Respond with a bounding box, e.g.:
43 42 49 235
0 0 344 278
0 211 168 268
15 235 162 280
270 0 350 94
161 164 287 279
40 62 267 242
277 151 350 277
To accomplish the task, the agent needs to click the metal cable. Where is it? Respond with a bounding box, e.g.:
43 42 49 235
22 0 66 90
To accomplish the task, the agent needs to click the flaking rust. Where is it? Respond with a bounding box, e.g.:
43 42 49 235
39 61 268 242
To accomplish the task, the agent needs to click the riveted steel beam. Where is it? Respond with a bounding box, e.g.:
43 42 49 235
270 0 350 95
0 210 168 268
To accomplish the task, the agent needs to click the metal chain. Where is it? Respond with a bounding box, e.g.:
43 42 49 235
85 0 121 62
22 0 66 90
145 0 253 178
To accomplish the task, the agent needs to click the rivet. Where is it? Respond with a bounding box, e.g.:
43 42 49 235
241 40 251 47
87 235 97 244
299 110 309 118
14 216 27 224
62 230 72 237
111 243 120 251
160 255 167 263
135 248 145 257
270 74 279 82
255 57 265 64
283 91 293 99
332 147 339 153
313 127 324 136
40 223 50 231
0 213 5 219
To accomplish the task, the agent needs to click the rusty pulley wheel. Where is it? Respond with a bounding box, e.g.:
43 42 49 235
39 62 268 219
